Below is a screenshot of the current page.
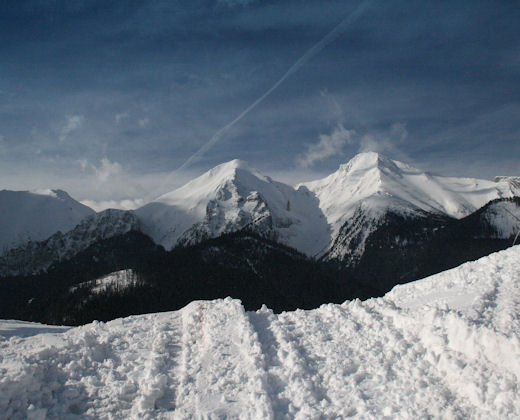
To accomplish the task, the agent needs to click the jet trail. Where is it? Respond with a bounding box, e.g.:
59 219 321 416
176 0 373 172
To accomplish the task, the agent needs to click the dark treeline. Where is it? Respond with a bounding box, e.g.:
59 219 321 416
0 231 376 325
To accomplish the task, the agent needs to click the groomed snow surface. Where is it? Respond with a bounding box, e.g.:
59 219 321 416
2 246 520 419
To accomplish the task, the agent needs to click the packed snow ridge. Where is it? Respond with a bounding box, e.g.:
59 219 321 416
2 246 520 419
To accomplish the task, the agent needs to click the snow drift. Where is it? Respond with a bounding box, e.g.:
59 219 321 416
1 245 519 419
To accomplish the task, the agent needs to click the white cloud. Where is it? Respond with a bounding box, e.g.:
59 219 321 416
296 121 410 167
80 198 145 212
297 124 355 167
115 113 129 124
138 117 150 128
390 122 408 143
359 133 390 153
359 122 408 155
78 158 88 172
59 115 84 142
92 158 122 182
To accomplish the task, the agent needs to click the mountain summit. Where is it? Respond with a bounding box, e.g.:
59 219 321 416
136 159 330 255
301 152 518 235
0 189 94 251
135 153 517 258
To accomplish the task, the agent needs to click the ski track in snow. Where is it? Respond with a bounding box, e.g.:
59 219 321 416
1 246 520 419
174 299 272 419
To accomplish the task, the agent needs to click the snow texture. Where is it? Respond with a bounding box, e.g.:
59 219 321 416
2 245 520 419
0 189 94 252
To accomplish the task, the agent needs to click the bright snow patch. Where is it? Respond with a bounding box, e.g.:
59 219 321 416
70 269 139 294
1 246 520 419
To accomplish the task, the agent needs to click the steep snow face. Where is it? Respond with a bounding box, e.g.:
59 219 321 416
0 189 95 251
136 159 330 255
0 209 140 276
301 152 519 238
2 246 520 419
478 198 520 239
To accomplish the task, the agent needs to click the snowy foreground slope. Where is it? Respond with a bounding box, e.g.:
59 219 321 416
1 246 520 419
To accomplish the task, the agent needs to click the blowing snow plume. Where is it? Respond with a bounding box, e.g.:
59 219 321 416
174 0 374 173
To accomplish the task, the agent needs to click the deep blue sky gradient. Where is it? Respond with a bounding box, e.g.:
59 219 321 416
1 0 519 207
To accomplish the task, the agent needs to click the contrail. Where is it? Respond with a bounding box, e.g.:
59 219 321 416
176 0 373 173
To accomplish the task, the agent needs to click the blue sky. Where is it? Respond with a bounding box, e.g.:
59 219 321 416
1 0 519 209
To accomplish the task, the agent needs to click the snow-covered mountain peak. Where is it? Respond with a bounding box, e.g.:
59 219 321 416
338 151 405 177
309 152 418 198
29 188 74 201
494 176 520 192
198 158 267 184
154 159 271 209
206 158 267 180
136 160 330 254
0 189 95 252
301 153 520 241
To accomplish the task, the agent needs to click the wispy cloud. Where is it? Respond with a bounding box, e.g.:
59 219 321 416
389 122 408 143
115 113 129 124
79 157 123 182
80 198 145 212
78 158 88 172
297 124 355 167
359 122 408 154
297 122 411 167
138 117 150 128
59 115 84 142
91 158 122 182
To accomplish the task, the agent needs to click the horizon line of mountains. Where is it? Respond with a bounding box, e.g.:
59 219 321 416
1 152 519 324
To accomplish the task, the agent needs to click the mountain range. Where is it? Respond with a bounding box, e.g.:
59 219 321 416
1 152 519 323
3 152 519 258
